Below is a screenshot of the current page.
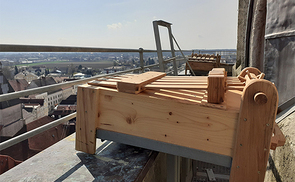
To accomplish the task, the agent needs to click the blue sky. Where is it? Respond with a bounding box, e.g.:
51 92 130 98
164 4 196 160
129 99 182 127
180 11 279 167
0 0 238 50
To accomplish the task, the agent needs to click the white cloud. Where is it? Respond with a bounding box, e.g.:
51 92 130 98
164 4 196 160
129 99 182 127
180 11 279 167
107 23 122 30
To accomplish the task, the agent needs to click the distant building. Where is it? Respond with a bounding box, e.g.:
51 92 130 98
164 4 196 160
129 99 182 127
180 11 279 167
0 62 23 138
14 71 38 83
20 97 48 124
27 77 57 89
73 73 85 79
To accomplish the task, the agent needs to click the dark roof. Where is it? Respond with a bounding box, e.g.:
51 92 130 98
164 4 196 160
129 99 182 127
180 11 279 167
26 116 64 151
27 77 57 89
60 95 77 105
0 71 20 109
8 79 29 91
20 98 44 106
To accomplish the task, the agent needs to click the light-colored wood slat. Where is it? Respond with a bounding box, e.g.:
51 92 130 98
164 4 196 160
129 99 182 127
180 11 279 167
149 82 207 85
201 92 227 110
96 78 123 82
153 79 207 83
157 89 204 101
230 79 278 182
144 84 208 90
226 82 245 86
153 92 202 104
75 84 101 154
142 90 200 105
160 76 208 80
117 71 166 94
226 86 244 91
97 87 239 157
88 80 117 88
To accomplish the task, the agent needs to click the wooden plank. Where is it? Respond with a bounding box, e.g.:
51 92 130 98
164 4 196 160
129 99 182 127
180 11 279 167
117 71 166 94
153 79 207 83
229 79 278 182
201 91 227 110
148 82 207 85
159 76 208 80
96 87 239 157
144 84 208 90
226 86 244 91
76 84 101 154
88 80 117 88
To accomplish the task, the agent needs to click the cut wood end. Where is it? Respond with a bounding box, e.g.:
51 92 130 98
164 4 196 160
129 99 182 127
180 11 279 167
254 92 268 105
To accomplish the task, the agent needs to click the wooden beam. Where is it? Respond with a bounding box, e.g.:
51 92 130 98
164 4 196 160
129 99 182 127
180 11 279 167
97 87 239 157
117 71 166 94
229 79 278 182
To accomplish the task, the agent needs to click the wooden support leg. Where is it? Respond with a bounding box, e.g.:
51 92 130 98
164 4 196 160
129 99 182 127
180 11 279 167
76 85 100 154
229 79 278 182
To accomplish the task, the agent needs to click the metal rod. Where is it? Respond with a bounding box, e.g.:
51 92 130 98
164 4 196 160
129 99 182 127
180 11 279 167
153 21 165 72
139 48 144 73
0 44 192 53
171 35 196 76
167 25 177 76
0 113 76 151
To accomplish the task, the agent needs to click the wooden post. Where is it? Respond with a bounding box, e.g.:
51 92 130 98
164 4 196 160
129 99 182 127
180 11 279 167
229 79 278 182
75 85 100 154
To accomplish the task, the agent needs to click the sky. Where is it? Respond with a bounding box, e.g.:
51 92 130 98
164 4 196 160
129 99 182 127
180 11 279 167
0 0 238 50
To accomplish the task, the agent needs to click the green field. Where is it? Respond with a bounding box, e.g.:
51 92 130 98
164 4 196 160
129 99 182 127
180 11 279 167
16 60 113 70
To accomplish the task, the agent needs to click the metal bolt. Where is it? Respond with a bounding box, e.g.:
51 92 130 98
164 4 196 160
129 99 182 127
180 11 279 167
237 166 240 168
258 171 260 174
244 118 247 121
85 111 87 113
266 123 270 126
240 144 242 146
264 148 267 151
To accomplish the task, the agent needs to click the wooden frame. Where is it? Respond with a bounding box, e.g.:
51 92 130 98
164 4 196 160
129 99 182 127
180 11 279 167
76 67 285 182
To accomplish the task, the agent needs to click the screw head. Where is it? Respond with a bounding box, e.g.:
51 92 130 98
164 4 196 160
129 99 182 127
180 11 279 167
244 118 247 121
266 123 270 126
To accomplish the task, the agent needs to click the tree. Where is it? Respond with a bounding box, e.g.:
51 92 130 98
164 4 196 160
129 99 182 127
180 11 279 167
14 65 19 75
45 69 50 76
78 65 82 70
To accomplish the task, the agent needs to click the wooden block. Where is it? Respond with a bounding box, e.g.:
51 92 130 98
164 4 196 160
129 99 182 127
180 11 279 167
97 87 239 157
229 79 278 182
117 71 166 94
270 122 286 150
207 68 226 104
75 85 101 154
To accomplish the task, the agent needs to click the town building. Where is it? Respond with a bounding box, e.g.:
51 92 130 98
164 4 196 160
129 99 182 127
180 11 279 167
14 71 38 83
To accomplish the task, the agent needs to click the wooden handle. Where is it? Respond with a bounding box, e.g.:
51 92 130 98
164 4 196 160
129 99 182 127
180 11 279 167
254 92 268 104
